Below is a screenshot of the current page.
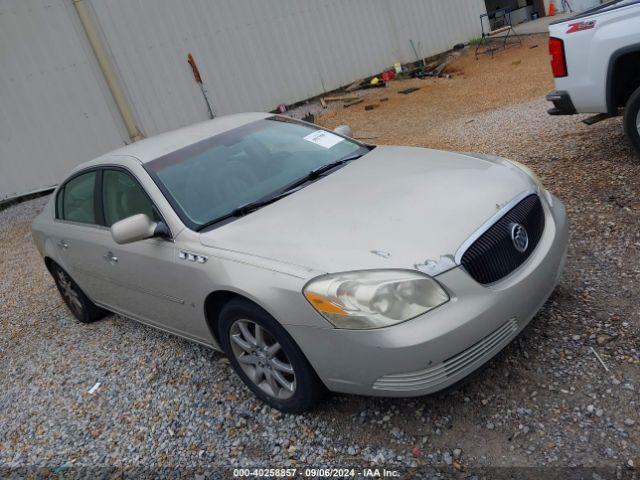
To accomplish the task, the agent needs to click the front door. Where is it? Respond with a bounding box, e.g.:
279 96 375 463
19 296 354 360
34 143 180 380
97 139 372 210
98 168 211 343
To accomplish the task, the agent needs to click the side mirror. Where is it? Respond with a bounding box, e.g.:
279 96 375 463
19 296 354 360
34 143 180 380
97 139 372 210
110 213 162 245
333 125 353 138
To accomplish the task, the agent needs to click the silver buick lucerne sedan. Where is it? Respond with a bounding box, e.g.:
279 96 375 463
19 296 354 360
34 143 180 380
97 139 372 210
32 113 568 412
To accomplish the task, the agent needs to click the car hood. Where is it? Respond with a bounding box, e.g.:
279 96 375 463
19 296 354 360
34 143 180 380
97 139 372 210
199 146 536 276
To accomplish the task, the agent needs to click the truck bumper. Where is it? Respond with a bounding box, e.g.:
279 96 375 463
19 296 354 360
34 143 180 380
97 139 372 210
546 90 577 115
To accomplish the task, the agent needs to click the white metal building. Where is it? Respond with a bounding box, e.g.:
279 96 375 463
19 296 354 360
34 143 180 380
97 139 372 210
1 0 487 201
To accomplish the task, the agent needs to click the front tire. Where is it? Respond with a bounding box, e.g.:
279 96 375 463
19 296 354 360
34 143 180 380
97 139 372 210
219 299 326 413
52 264 107 324
623 85 640 155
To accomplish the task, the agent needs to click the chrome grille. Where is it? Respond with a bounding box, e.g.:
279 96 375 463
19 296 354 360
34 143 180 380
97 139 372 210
461 194 545 284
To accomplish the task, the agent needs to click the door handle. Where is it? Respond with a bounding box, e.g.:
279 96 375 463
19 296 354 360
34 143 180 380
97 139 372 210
57 240 69 250
103 251 118 264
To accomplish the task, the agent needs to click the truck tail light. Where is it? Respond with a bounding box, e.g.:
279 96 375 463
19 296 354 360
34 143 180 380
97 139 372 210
549 37 567 78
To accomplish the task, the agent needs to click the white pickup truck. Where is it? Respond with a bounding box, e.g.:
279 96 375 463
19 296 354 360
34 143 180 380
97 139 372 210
546 0 640 153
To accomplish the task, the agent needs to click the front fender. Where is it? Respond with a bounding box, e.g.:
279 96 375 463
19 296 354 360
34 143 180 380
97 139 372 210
199 255 332 330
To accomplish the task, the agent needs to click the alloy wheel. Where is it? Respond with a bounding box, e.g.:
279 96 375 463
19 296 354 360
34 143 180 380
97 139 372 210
228 319 296 400
56 269 83 317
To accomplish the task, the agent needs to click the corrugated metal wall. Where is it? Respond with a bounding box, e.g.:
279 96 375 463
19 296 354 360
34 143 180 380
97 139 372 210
1 0 485 201
93 0 486 136
0 0 127 201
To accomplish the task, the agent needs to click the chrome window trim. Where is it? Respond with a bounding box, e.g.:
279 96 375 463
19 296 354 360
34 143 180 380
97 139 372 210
453 189 538 265
53 218 110 231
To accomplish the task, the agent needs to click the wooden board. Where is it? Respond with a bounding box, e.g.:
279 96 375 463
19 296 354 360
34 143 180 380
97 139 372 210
323 96 358 102
343 99 364 108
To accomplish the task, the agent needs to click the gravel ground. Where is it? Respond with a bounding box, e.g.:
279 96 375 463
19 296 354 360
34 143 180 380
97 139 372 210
1 40 639 478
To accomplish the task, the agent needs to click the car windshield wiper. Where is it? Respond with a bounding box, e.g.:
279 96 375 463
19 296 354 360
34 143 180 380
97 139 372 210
282 150 368 191
231 186 305 216
195 150 369 231
195 187 303 231
309 153 360 177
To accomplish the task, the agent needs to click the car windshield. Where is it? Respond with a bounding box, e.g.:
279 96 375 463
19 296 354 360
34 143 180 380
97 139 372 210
145 117 368 230
599 0 639 7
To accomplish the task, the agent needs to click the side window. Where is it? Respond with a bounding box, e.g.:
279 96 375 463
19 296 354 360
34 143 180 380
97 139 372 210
102 169 156 227
61 171 97 224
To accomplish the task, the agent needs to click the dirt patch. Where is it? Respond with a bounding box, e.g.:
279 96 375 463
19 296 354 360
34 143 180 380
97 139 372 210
316 35 553 149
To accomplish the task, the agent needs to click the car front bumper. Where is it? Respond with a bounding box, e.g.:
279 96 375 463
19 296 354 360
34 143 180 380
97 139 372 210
287 194 568 396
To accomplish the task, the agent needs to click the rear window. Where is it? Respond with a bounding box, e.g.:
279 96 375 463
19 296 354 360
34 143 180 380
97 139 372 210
595 0 640 11
555 0 640 22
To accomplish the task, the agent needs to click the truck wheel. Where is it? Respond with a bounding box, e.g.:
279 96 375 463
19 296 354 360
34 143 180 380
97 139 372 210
623 86 640 155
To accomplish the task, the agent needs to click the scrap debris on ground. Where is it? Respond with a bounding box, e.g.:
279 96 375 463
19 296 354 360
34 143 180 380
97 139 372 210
286 46 462 120
0 34 638 476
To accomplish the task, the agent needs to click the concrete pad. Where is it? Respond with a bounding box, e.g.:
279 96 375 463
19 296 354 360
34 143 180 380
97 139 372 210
514 12 573 35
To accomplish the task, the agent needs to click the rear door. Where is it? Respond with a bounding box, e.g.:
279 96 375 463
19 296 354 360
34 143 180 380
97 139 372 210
51 170 114 304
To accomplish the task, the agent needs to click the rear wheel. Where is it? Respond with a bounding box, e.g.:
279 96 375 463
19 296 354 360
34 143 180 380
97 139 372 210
52 264 107 323
219 298 326 413
623 85 640 155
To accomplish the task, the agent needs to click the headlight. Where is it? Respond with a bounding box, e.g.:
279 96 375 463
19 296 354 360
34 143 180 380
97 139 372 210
303 270 449 329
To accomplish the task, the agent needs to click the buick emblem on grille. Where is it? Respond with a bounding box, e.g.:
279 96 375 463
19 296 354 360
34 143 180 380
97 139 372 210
510 223 529 253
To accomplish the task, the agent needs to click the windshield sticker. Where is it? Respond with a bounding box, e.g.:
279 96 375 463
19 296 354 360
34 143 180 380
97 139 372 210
303 130 345 149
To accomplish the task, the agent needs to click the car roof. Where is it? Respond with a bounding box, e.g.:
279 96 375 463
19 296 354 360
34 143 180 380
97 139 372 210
74 112 270 171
